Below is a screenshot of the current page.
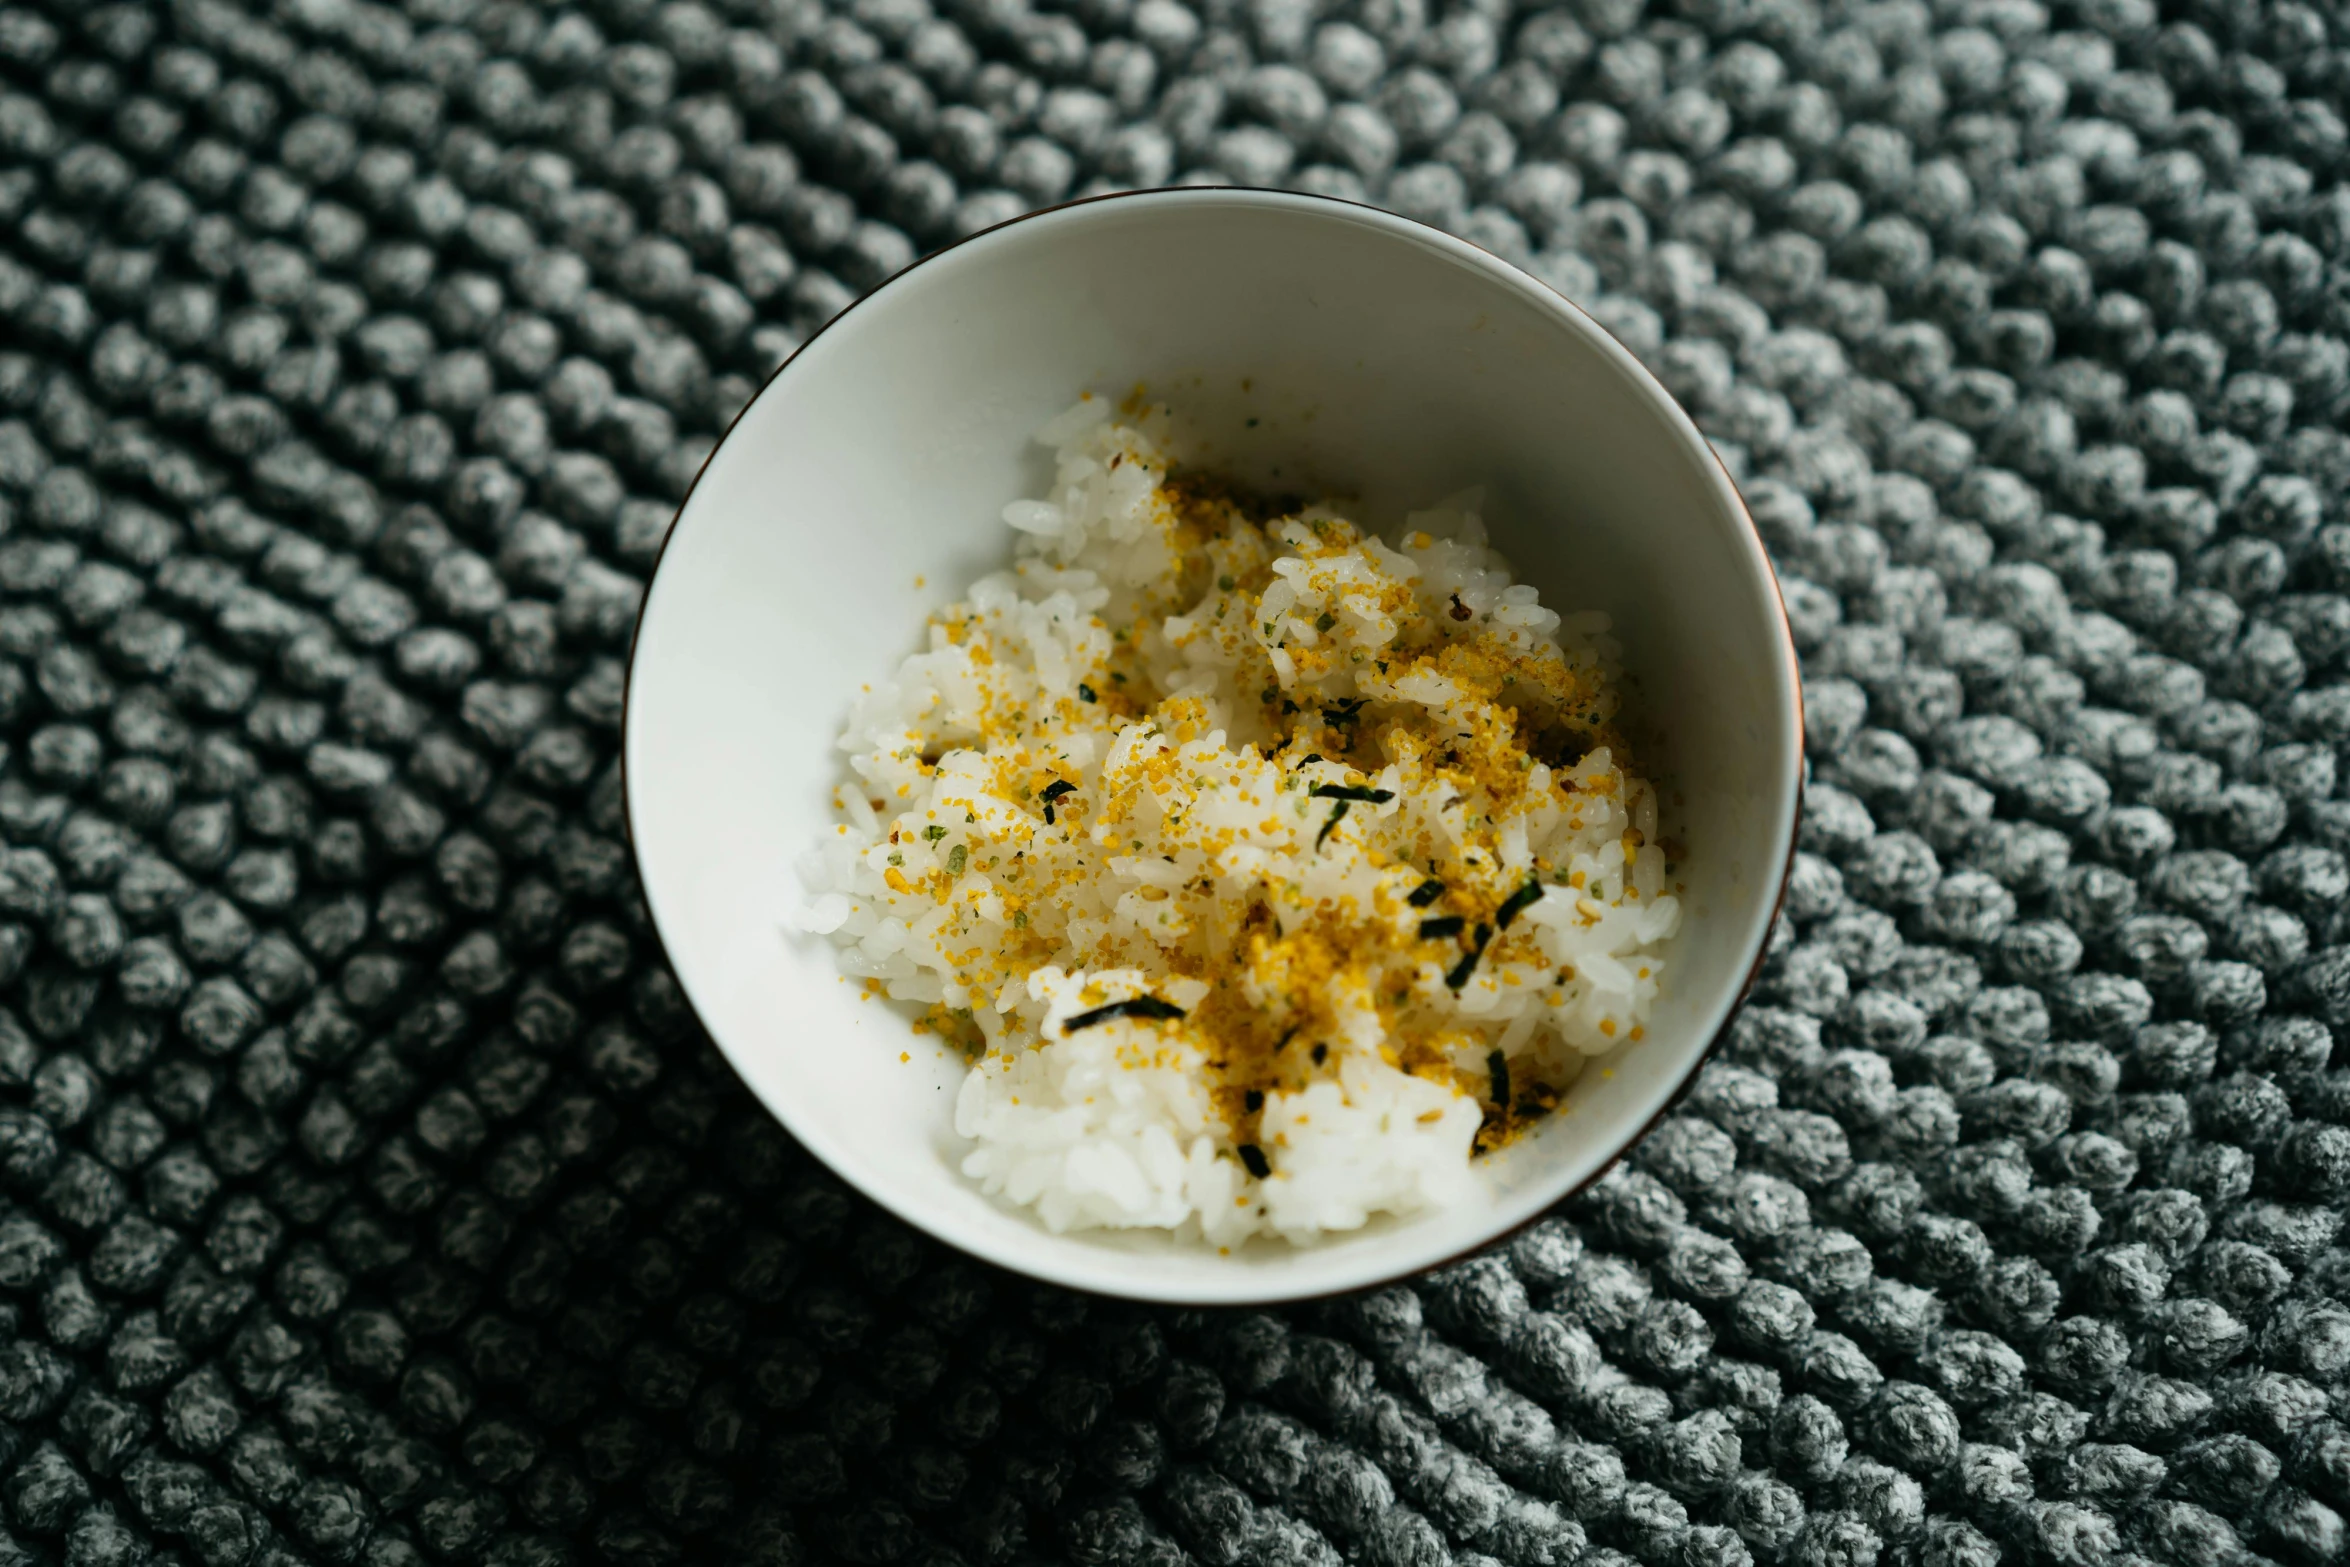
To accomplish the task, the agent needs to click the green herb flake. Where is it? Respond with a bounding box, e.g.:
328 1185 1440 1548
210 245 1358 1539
1497 875 1546 929
947 845 967 875
924 825 948 842
1445 922 1494 990
1310 783 1395 804
1063 996 1187 1032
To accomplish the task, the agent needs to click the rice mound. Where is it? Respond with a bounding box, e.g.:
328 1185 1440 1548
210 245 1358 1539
796 397 1682 1246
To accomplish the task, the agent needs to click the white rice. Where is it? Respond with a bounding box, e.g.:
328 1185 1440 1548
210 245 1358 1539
795 397 1682 1247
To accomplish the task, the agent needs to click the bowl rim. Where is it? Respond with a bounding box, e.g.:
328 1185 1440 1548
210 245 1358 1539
621 184 1806 1303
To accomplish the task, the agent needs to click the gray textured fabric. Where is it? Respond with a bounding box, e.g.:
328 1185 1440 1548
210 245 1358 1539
1 0 2349 1563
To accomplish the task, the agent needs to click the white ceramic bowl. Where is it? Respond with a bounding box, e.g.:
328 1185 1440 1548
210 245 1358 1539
625 188 1801 1304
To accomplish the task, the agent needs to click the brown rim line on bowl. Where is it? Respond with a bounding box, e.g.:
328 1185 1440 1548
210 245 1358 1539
621 187 1804 1305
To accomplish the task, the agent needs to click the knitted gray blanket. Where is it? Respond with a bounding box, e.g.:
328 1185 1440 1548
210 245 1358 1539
1 0 2346 1562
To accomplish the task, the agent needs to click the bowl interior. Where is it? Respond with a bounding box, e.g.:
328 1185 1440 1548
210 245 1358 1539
626 191 1800 1303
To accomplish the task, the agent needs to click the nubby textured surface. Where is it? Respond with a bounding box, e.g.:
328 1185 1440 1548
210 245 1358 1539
0 0 2347 1561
